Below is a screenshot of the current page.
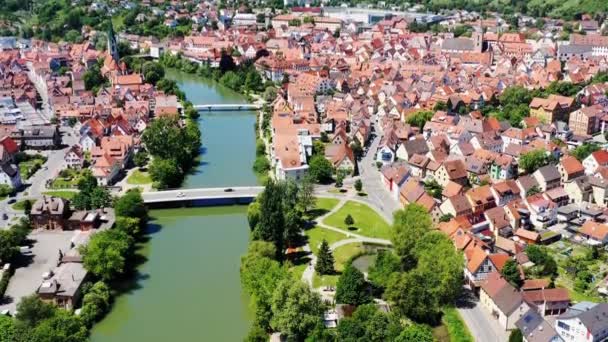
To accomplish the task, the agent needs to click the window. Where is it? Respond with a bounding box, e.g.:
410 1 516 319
557 321 570 331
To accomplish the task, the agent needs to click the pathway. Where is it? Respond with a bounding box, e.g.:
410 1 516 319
300 195 392 286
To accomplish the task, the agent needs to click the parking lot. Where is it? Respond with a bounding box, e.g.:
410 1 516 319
0 229 75 314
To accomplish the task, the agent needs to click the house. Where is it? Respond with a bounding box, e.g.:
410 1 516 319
91 154 121 186
515 309 561 342
0 163 21 189
583 150 608 175
558 156 585 183
64 145 85 169
522 288 570 316
533 165 561 192
578 220 608 246
588 176 608 206
479 272 530 331
11 125 61 149
529 95 576 123
396 138 429 161
464 245 510 289
526 194 557 228
555 302 608 342
435 159 468 187
569 105 603 136
380 162 410 201
30 196 70 230
37 262 88 310
324 143 355 174
440 194 473 218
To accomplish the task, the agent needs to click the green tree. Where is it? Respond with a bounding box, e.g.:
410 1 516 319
406 110 433 129
0 314 15 342
245 324 268 342
308 155 333 184
115 216 141 237
354 179 363 192
336 304 402 341
316 239 334 275
509 328 523 342
114 188 147 220
254 180 286 258
501 259 523 289
0 230 19 263
519 149 550 174
23 200 32 216
500 86 533 106
149 157 183 189
284 209 303 248
80 229 133 281
142 61 165 85
344 214 354 226
79 281 111 326
247 200 261 230
133 150 148 167
83 61 107 92
29 310 87 342
368 250 401 289
525 245 558 277
571 143 600 162
297 175 316 213
15 294 56 327
396 324 434 342
335 263 372 305
271 279 325 341
392 204 432 271
142 117 200 169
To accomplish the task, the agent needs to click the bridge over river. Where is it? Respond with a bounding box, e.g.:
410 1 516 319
193 103 261 111
142 186 264 208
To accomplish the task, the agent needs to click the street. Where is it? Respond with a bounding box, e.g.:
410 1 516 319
456 288 509 342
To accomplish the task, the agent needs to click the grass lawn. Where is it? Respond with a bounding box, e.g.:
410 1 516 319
290 262 308 281
11 199 34 211
324 201 391 239
127 170 152 185
306 197 340 220
305 226 348 254
442 307 474 342
333 242 364 271
19 159 45 180
313 274 339 288
42 191 77 200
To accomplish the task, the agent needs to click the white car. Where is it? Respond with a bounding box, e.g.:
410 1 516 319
176 192 185 198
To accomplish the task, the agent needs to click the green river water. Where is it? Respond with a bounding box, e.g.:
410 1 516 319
90 69 257 341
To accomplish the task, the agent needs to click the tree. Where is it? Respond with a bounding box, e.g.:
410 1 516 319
29 310 87 342
133 150 148 168
115 216 141 237
80 229 133 281
392 204 432 271
501 259 523 289
0 315 15 342
344 214 354 226
526 245 558 277
83 61 106 92
335 171 344 188
354 179 363 192
79 281 111 326
335 264 372 305
149 157 183 189
0 230 19 263
509 328 523 342
526 185 542 197
245 324 268 342
254 180 286 259
368 250 401 289
316 239 334 275
23 200 32 216
72 171 111 210
114 188 147 220
519 149 550 174
89 187 112 209
406 110 433 129
298 175 315 213
271 279 325 341
247 200 261 230
142 61 165 85
308 155 333 184
142 117 200 169
219 51 236 73
336 304 402 341
500 86 533 107
396 324 434 342
571 143 600 161
15 295 56 327
284 209 303 248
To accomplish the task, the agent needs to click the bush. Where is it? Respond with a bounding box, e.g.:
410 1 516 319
253 156 270 174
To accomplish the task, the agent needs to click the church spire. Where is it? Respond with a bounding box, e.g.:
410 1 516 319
107 21 119 62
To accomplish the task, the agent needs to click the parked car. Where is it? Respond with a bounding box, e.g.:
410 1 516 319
7 198 16 204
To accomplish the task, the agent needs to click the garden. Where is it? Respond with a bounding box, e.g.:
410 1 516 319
17 153 47 180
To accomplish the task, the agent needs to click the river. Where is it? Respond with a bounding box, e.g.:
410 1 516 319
90 69 257 341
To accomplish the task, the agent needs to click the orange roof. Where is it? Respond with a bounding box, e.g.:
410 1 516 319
579 220 608 241
488 254 510 272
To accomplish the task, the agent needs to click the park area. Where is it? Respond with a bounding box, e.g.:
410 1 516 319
48 168 87 189
127 170 152 185
17 153 47 180
324 200 391 239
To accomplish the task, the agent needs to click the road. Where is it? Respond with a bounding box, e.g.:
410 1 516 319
0 128 78 229
456 288 510 342
141 186 264 203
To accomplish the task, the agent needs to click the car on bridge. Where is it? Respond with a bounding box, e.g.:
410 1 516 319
224 188 234 192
